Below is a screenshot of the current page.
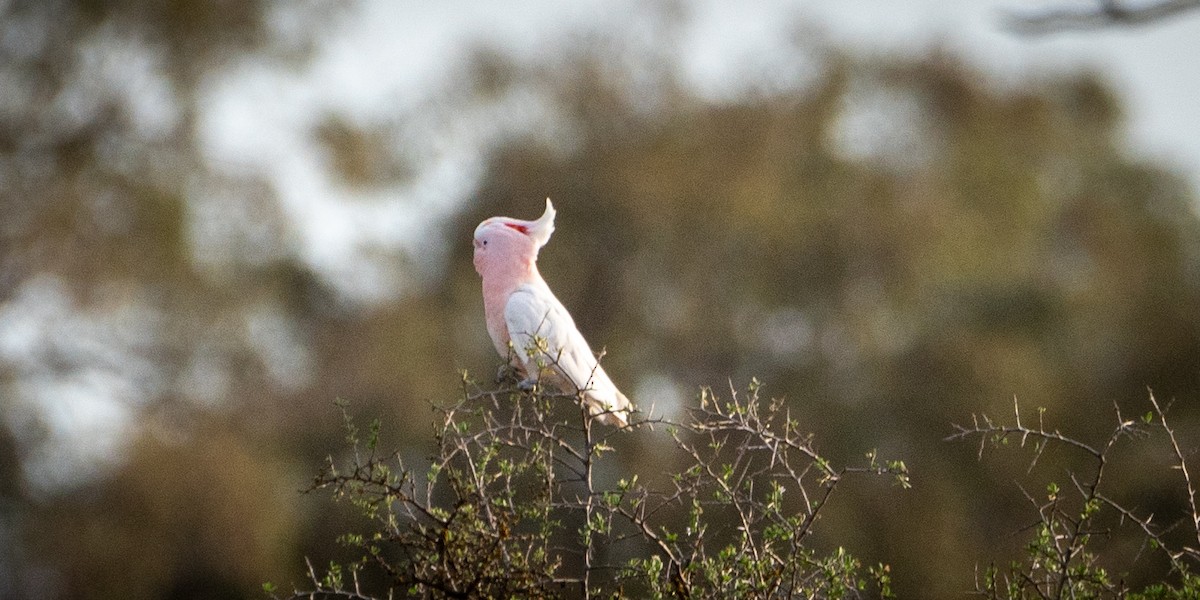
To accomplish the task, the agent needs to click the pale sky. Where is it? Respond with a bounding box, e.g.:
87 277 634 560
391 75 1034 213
204 0 1200 302
803 0 1200 187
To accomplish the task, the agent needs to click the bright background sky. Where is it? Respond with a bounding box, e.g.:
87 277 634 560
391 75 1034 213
201 0 1200 300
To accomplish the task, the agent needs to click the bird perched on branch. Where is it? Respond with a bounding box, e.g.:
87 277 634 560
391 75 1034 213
473 199 632 426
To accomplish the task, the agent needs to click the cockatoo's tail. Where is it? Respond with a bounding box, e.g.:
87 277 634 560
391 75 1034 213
473 199 632 427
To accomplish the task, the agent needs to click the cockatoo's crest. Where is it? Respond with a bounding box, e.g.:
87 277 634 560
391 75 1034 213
474 198 556 251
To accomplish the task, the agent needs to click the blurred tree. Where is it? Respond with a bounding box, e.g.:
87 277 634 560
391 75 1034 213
32 421 298 600
0 1 347 598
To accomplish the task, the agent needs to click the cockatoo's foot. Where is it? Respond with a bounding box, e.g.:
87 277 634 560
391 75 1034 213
517 378 537 392
495 364 518 384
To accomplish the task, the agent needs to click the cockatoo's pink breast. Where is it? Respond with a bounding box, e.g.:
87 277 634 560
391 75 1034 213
481 278 513 355
474 223 538 357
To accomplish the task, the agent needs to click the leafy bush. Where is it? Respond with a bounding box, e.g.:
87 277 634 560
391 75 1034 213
279 375 906 599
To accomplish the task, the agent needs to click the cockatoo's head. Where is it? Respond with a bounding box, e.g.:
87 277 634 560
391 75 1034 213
473 198 557 277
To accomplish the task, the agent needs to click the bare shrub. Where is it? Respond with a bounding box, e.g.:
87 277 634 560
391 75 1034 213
279 375 907 599
948 394 1200 599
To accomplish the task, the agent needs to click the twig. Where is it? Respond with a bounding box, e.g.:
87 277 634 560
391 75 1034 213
1003 0 1200 35
1150 393 1200 554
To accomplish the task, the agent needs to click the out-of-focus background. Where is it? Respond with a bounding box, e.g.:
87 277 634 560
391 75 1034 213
2 1 1200 598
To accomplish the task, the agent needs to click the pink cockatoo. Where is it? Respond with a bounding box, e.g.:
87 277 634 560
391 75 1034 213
473 199 632 427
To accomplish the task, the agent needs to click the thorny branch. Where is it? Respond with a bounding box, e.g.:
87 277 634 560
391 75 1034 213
1150 393 1200 562
949 392 1200 598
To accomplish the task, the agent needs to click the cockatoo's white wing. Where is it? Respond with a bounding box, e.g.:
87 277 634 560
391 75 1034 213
505 282 631 426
